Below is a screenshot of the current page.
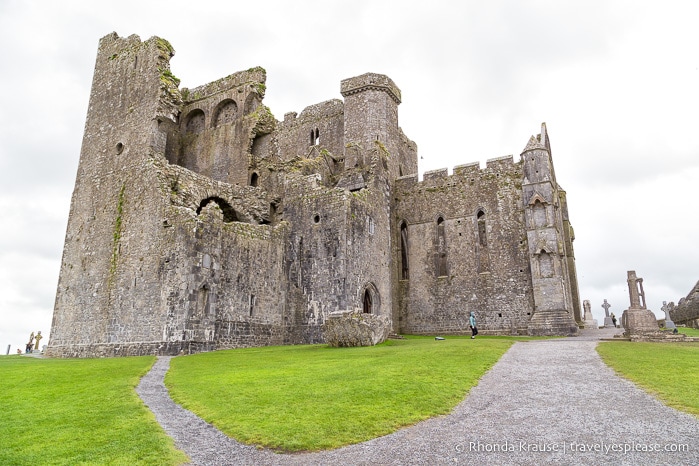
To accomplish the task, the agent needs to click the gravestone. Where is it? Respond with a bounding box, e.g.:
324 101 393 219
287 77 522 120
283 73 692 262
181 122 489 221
582 300 598 329
25 331 34 354
621 270 660 335
602 299 615 328
661 301 676 329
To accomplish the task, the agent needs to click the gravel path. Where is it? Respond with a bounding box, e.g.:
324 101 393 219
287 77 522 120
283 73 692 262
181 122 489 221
136 329 699 465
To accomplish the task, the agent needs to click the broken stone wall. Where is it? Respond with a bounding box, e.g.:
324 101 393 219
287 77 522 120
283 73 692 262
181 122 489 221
671 280 699 328
276 100 345 164
158 158 287 350
169 68 269 186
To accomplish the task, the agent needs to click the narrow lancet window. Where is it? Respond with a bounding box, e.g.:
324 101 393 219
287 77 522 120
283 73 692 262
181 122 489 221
197 285 210 316
400 221 409 279
437 217 447 276
477 210 487 247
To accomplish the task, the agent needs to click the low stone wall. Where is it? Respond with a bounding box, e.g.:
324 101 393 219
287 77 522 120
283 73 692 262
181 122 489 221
628 332 699 343
45 341 217 358
214 321 285 349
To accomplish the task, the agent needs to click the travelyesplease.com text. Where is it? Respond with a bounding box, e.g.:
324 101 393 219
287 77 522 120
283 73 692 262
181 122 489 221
455 441 689 454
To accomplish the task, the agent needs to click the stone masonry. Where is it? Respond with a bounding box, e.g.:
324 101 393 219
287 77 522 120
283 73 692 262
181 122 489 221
621 270 660 336
47 33 580 357
670 280 699 329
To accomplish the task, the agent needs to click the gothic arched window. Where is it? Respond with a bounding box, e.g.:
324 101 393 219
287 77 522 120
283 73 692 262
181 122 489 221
310 128 320 145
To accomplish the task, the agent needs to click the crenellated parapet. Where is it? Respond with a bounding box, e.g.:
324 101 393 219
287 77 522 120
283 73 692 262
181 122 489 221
395 155 521 193
422 168 448 183
340 73 401 104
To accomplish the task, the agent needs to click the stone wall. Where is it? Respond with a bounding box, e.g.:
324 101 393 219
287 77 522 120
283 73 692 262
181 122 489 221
520 130 578 335
670 280 699 328
47 33 582 358
48 34 182 356
393 157 534 335
169 67 269 186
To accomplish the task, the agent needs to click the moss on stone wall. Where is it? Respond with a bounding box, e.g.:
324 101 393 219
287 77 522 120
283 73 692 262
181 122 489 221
158 66 182 105
250 105 275 135
160 69 181 87
155 37 175 58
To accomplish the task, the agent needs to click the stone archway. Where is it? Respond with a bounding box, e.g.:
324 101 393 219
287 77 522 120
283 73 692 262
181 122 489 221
363 289 372 314
361 282 380 314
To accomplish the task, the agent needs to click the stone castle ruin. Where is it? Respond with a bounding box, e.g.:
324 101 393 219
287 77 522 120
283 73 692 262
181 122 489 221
669 281 699 329
47 33 581 357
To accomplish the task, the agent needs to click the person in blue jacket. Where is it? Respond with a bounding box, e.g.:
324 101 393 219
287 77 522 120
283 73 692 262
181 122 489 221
469 311 478 339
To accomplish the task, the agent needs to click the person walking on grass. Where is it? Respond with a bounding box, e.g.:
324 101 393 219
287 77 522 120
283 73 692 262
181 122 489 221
469 311 478 339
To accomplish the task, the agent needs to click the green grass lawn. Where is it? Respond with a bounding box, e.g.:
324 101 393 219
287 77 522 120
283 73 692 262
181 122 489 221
2 335 694 462
166 335 515 452
597 341 699 417
0 356 188 466
675 327 699 337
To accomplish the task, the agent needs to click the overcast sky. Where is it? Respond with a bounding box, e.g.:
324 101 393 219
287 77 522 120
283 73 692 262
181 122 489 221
1 0 697 352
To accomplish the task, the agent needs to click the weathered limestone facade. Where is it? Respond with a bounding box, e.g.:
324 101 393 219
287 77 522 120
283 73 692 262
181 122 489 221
47 33 580 357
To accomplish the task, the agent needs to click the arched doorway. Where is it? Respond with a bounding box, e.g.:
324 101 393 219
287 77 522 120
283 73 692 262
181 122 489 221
363 289 373 314
361 283 380 314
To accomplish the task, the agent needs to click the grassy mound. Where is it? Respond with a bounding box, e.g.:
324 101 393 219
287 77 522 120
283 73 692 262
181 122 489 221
166 335 514 451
